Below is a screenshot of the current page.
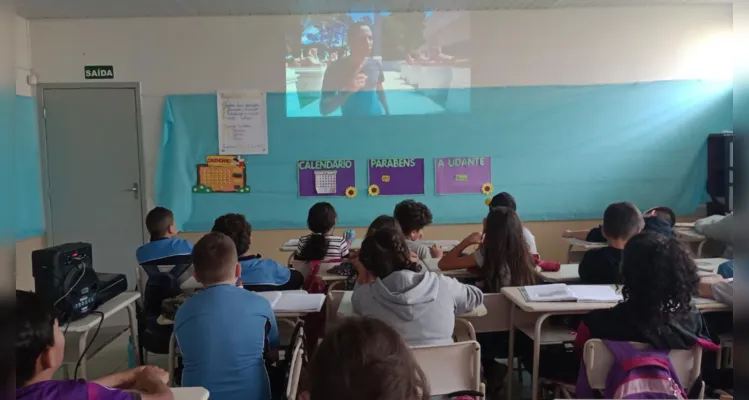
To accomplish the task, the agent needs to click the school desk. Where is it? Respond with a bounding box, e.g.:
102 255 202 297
336 291 488 318
675 227 709 257
500 285 731 400
172 387 209 400
537 258 729 283
61 292 141 379
279 238 460 252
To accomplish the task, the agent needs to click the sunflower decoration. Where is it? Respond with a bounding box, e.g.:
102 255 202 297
481 182 494 195
368 184 380 197
485 197 493 206
345 186 358 199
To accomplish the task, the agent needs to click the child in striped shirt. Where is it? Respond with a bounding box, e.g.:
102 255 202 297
295 202 350 261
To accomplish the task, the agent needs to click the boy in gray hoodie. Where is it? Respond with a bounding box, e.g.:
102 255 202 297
352 228 484 346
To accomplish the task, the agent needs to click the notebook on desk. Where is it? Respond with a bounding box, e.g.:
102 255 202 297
273 293 326 312
521 284 622 303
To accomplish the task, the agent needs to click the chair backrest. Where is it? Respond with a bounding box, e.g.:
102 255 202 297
135 264 194 302
325 290 346 334
468 292 537 334
285 337 305 400
583 339 703 390
411 341 481 396
290 260 339 280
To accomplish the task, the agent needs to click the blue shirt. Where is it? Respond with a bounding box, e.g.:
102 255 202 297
135 237 193 264
321 57 384 116
175 284 279 400
239 255 291 286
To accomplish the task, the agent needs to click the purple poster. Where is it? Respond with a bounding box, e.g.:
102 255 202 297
298 160 356 197
434 157 492 195
368 158 425 196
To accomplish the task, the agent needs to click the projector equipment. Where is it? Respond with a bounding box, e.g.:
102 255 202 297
32 242 129 322
33 243 98 321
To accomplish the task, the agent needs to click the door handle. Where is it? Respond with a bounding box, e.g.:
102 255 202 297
125 183 139 199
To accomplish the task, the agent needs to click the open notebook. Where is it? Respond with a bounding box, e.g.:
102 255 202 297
256 291 325 312
521 284 622 303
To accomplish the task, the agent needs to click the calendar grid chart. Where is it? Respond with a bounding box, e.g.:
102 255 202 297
297 160 356 197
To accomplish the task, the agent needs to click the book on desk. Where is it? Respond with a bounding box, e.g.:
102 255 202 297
521 284 623 303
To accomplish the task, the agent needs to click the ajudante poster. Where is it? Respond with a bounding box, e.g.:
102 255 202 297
193 155 251 193
367 158 425 196
298 160 356 197
434 157 492 195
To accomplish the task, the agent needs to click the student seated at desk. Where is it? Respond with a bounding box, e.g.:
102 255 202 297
135 206 194 266
15 291 173 400
300 317 430 400
175 232 280 400
585 205 674 242
578 202 643 284
694 212 734 258
211 213 303 291
352 228 483 346
394 199 443 261
529 232 717 387
486 192 538 255
295 202 350 261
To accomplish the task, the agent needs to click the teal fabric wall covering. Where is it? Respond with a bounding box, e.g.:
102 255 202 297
14 95 44 239
157 80 732 231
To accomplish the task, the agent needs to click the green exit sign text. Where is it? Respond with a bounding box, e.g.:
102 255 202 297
85 65 114 79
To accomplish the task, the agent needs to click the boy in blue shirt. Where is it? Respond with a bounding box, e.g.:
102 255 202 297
211 213 304 291
175 232 280 400
135 207 193 265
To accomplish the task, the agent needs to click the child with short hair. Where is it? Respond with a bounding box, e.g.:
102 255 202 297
212 213 303 291
15 290 173 400
487 192 538 255
136 206 193 265
300 317 430 400
585 205 675 242
393 200 442 260
174 232 279 400
578 202 644 284
352 228 483 346
295 202 349 261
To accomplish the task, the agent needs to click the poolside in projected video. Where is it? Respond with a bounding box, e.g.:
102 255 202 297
284 11 471 117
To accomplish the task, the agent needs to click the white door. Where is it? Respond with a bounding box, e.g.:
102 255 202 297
41 86 144 287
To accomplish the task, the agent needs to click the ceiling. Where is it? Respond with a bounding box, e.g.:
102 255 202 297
15 0 733 18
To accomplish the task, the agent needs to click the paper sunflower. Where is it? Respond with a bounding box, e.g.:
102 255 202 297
368 184 380 197
345 186 358 199
485 197 492 206
481 182 494 195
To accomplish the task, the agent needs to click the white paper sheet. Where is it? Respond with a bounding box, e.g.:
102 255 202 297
568 285 623 302
314 170 337 194
257 291 283 308
217 90 268 155
523 284 576 302
274 293 326 312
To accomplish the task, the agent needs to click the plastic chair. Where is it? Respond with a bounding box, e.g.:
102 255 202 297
582 339 705 399
411 341 484 397
285 336 305 400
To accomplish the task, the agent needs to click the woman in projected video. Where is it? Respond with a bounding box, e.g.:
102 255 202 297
319 21 391 117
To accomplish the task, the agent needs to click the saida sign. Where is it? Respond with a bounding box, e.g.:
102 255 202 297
84 65 114 79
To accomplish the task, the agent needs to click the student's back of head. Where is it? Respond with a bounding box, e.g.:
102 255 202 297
621 232 699 327
366 215 401 237
298 202 338 261
359 228 421 279
146 206 176 240
488 192 517 211
302 317 429 400
211 213 252 256
192 232 239 285
393 200 433 239
482 207 537 292
602 202 644 241
15 290 62 388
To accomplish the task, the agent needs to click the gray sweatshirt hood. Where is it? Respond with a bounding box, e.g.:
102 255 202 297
369 270 440 321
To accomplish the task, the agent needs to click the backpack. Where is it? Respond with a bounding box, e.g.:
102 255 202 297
602 341 688 399
141 263 192 323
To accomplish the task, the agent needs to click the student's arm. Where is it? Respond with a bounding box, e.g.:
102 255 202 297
94 367 145 389
438 233 481 271
694 214 733 243
577 252 595 284
376 83 390 115
523 228 538 255
562 230 589 240
132 366 173 400
440 275 483 314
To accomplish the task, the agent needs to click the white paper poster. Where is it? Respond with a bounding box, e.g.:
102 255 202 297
217 90 268 155
314 170 337 194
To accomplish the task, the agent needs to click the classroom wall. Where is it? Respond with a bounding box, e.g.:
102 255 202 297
23 6 728 267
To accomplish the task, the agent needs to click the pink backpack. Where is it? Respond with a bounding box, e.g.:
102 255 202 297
577 340 688 399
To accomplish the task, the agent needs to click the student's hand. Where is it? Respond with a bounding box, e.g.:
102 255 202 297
430 245 444 258
698 275 724 299
134 366 169 388
409 251 419 263
462 232 483 246
345 73 367 92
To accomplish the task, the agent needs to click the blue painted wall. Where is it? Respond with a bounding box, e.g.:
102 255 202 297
14 95 45 239
157 80 732 231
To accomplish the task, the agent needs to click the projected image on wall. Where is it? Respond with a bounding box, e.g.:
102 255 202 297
285 11 471 117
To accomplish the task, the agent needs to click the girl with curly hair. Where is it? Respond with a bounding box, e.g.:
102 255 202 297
351 227 483 346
